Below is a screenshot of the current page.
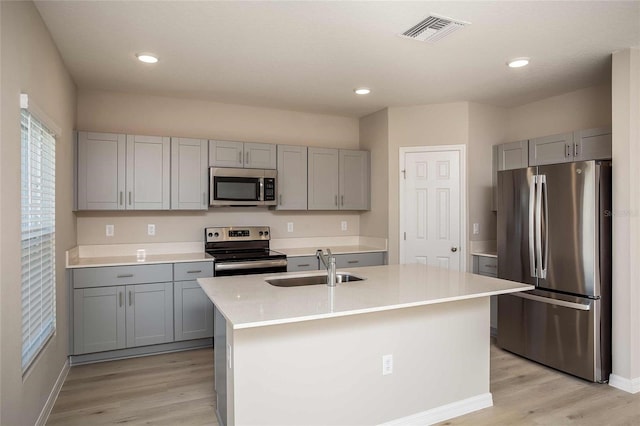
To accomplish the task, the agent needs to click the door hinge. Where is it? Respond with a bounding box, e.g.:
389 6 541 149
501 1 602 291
401 170 406 179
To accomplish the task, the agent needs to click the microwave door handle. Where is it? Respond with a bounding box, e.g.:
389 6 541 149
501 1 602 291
529 174 537 278
259 178 264 201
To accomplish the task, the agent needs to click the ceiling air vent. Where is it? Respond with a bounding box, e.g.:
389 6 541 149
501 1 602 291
400 14 469 43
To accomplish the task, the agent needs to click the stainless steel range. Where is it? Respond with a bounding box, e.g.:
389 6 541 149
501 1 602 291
205 226 287 276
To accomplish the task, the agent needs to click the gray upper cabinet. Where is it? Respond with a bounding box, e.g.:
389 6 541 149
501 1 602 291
209 140 276 169
126 135 171 210
171 138 208 210
77 131 126 210
339 150 370 210
276 145 308 210
528 132 573 166
497 140 529 171
573 127 612 161
308 148 370 211
308 147 339 210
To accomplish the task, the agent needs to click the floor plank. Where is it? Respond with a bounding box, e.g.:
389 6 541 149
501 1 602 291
48 343 640 425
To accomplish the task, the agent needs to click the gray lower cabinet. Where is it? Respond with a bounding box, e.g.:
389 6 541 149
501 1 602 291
173 261 215 341
72 264 176 355
335 252 385 268
287 256 319 272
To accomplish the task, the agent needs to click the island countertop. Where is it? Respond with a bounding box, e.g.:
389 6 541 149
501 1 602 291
197 263 533 330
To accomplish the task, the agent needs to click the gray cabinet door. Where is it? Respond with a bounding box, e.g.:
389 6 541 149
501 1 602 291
335 252 385 268
528 133 573 166
174 281 214 341
244 142 276 169
497 140 529 171
73 286 126 354
125 282 174 347
287 256 319 272
339 150 370 210
308 147 339 210
126 135 171 210
573 127 612 161
77 131 126 210
171 137 208 210
276 145 308 210
209 140 244 168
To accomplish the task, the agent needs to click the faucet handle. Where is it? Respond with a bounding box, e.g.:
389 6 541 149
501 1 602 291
316 249 323 258
326 248 333 258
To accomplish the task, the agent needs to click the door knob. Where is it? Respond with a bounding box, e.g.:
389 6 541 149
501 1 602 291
451 247 458 252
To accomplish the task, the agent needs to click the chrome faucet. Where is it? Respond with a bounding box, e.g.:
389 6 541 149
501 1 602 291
316 249 337 287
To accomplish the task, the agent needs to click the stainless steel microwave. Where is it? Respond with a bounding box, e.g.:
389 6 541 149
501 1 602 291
209 168 277 207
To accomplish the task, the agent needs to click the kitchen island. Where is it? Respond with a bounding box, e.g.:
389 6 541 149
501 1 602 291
198 263 532 426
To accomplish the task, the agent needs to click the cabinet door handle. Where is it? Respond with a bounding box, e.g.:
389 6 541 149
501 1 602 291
119 191 123 206
119 292 123 307
566 144 571 158
187 270 202 274
246 151 249 164
334 195 338 206
341 195 344 206
203 192 206 206
279 194 283 205
574 143 579 157
128 191 132 206
117 274 134 278
238 151 242 164
128 290 133 306
347 260 359 264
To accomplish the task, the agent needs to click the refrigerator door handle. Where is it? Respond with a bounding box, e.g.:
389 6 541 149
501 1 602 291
511 292 591 311
540 174 548 279
529 174 537 278
535 175 544 278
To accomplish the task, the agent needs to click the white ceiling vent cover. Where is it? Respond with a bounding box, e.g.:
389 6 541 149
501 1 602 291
400 14 469 43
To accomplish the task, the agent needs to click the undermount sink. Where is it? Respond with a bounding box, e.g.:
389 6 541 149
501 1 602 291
267 273 365 287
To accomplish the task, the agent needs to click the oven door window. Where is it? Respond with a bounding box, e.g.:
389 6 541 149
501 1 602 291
214 177 260 201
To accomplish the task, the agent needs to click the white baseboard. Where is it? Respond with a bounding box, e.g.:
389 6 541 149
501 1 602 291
380 393 493 426
609 374 640 394
36 358 70 426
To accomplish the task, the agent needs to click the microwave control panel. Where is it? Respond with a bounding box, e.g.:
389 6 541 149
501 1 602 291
264 178 276 201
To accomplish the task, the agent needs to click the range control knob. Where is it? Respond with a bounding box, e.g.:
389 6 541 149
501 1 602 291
264 231 269 236
214 232 219 238
259 231 264 236
207 232 213 238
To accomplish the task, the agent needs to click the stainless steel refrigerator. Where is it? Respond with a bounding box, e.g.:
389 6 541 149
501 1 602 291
496 160 612 382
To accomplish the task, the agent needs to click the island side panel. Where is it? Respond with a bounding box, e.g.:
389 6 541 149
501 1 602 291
229 298 491 425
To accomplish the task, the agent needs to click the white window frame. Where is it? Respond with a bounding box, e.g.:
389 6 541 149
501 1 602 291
20 94 58 372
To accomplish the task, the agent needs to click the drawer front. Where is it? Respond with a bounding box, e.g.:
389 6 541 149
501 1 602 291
287 256 318 272
73 264 173 288
335 252 385 268
174 262 214 281
478 257 498 277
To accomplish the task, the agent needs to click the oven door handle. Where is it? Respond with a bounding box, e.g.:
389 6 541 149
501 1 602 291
215 259 288 272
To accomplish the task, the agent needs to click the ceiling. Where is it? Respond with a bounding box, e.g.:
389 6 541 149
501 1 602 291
35 1 640 118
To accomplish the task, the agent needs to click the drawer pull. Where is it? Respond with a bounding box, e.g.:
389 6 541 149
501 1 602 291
298 264 310 267
187 270 203 274
483 264 497 269
129 290 133 306
117 274 134 278
347 260 359 264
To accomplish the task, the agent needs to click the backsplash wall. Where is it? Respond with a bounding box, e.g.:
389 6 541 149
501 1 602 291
76 209 360 245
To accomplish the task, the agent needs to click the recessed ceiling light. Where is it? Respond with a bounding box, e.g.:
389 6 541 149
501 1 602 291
354 88 371 95
136 53 159 64
507 58 529 68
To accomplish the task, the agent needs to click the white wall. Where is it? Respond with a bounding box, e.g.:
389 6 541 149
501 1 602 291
1 2 77 424
76 89 361 244
610 47 640 392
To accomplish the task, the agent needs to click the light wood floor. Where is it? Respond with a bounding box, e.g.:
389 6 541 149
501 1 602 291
48 343 640 425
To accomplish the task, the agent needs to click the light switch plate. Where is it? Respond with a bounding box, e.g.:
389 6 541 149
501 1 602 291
147 224 156 236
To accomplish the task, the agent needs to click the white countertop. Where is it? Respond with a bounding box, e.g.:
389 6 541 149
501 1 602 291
275 244 385 257
67 252 214 268
197 263 532 330
471 251 498 258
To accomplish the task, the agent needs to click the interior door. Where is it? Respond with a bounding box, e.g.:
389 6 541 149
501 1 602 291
401 149 461 270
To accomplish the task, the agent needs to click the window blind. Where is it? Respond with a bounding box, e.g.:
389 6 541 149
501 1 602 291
21 108 56 371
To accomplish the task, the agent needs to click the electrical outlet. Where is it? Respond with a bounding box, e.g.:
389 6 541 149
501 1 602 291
106 224 114 237
147 224 156 236
473 223 480 235
287 222 294 233
341 221 348 231
382 354 393 375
